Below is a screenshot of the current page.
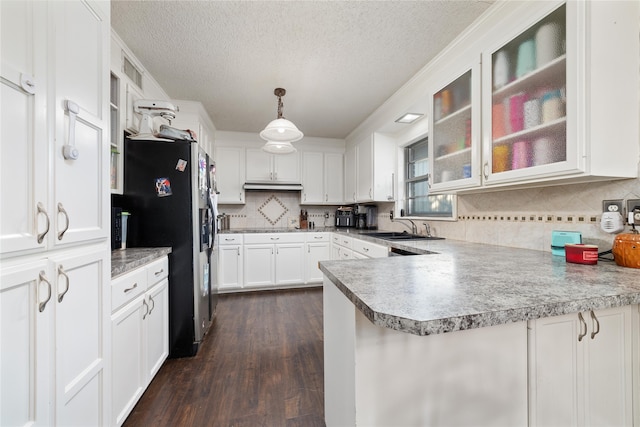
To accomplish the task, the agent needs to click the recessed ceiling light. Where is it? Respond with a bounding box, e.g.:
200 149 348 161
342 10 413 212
395 113 423 124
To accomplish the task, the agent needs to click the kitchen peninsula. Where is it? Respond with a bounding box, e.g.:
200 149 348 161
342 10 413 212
319 238 640 426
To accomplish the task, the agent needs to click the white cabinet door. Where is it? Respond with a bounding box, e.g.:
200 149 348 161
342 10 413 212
243 244 274 287
0 0 49 256
0 259 52 427
301 152 324 204
273 151 300 183
344 145 357 204
111 295 145 427
245 149 272 182
52 247 109 427
306 241 330 283
324 152 344 204
124 82 143 133
52 0 109 248
246 148 300 183
356 136 373 202
372 133 397 202
529 306 634 427
218 244 243 290
274 242 305 285
145 278 169 382
216 146 245 204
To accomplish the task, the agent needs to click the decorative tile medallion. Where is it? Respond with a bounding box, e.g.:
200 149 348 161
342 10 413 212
258 195 289 225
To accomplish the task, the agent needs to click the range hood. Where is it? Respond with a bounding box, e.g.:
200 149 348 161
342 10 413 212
243 183 303 191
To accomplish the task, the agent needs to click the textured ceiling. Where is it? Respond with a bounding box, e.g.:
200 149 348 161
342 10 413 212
111 0 493 139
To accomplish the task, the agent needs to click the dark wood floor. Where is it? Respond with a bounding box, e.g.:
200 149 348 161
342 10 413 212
123 287 325 427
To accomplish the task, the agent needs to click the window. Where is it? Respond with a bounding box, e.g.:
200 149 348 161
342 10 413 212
405 137 455 218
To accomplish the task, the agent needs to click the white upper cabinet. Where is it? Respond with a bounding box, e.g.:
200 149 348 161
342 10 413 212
429 63 482 192
52 0 110 248
170 100 216 156
245 148 300 183
1 0 109 257
477 1 638 189
215 146 245 204
355 133 397 203
1 0 49 255
301 151 344 205
344 145 357 204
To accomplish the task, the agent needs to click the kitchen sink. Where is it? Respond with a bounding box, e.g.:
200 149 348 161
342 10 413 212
366 231 444 241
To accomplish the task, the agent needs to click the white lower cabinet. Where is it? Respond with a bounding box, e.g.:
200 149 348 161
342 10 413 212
305 233 331 283
218 234 244 291
528 305 635 427
111 257 169 427
243 234 305 288
0 246 109 427
332 234 388 260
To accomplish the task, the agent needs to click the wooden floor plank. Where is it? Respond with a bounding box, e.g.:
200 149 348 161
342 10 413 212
123 288 325 427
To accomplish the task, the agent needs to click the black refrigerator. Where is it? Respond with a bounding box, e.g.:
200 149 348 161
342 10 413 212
123 136 217 357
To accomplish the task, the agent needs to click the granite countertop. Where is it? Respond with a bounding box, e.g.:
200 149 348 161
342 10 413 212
111 247 172 278
318 235 640 336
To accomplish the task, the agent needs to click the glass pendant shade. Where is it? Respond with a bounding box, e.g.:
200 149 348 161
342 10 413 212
259 118 304 142
262 140 297 154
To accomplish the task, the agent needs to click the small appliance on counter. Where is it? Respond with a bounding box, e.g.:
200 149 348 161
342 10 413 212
111 207 122 250
355 204 378 230
612 233 640 268
550 230 582 256
336 207 355 228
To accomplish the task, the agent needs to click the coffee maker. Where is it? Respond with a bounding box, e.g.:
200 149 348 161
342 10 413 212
355 205 378 230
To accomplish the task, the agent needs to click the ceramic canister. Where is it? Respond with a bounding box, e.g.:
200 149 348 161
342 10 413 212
536 21 562 67
493 50 510 89
493 145 510 173
541 89 563 123
512 140 530 170
524 98 541 129
492 103 506 138
509 92 528 133
532 137 566 166
516 39 536 78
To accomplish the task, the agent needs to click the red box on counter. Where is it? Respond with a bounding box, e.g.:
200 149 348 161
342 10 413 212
565 244 598 265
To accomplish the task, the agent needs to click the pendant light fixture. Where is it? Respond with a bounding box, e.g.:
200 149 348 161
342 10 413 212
260 88 303 154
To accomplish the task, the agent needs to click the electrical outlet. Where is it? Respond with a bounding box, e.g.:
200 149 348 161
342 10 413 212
602 199 624 214
626 198 640 224
324 211 329 219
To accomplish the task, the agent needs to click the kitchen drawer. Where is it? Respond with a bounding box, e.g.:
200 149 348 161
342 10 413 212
306 232 329 242
353 240 389 258
219 234 243 245
332 234 352 249
244 233 304 244
112 268 147 312
146 257 168 285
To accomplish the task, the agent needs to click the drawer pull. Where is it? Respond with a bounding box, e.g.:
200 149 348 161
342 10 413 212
57 265 70 303
124 283 138 293
590 310 600 339
578 312 587 342
270 237 280 240
225 238 234 241
148 295 155 315
314 236 322 239
38 271 52 313
363 247 369 252
154 269 164 276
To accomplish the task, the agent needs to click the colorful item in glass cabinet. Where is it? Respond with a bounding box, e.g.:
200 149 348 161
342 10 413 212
509 92 528 133
536 21 563 67
493 50 510 89
465 118 472 147
462 163 472 178
434 93 442 121
492 103 507 138
516 39 536 78
441 90 452 117
541 90 564 123
532 137 564 166
512 140 531 170
493 145 510 173
524 98 541 129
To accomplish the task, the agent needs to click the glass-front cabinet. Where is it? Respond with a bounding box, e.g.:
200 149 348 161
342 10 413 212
482 3 567 184
430 66 480 191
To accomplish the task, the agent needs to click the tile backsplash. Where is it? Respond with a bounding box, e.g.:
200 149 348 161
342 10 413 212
219 174 639 253
379 175 640 252
218 192 339 229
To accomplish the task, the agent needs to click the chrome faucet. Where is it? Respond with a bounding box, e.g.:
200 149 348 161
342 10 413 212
393 218 417 235
423 223 432 237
